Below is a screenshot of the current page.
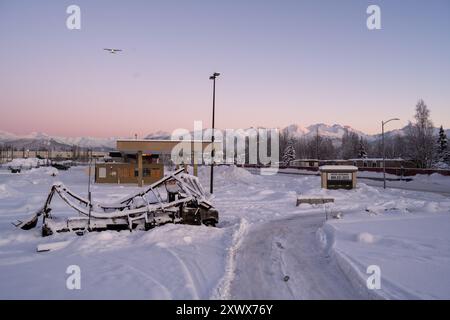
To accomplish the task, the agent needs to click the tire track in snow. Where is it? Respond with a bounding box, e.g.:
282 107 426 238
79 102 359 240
211 218 249 300
120 263 173 299
162 246 201 299
272 235 296 299
229 214 364 299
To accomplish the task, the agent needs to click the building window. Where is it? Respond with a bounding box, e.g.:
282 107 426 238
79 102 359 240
99 167 106 178
143 168 151 177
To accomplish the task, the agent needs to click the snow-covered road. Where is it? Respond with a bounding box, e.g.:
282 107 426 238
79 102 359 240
229 214 363 299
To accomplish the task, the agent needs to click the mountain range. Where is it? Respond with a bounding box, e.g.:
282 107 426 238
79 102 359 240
1 124 448 151
0 131 118 151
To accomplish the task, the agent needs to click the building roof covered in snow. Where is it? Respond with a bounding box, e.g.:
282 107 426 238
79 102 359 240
319 165 358 171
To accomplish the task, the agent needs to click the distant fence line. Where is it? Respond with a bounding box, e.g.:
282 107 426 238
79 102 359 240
238 164 450 177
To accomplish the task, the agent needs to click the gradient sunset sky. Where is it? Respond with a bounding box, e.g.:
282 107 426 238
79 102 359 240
1 0 449 138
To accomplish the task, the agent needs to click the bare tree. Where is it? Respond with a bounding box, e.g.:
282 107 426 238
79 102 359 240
341 129 360 159
405 99 436 168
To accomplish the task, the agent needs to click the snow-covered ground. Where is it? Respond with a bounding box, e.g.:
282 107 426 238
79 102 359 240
0 165 449 299
359 172 450 196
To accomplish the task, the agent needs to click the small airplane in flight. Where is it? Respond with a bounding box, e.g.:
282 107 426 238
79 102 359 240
103 48 122 54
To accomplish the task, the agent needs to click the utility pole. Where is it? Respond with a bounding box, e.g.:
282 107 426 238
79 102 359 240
316 127 320 160
209 72 220 194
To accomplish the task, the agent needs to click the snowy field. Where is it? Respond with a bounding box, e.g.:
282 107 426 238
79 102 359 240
0 165 450 299
248 166 450 196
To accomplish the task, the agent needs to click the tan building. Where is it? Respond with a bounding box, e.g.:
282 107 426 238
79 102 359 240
95 156 164 185
95 139 219 186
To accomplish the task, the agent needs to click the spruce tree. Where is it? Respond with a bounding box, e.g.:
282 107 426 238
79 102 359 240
358 137 368 159
436 126 449 165
282 139 296 166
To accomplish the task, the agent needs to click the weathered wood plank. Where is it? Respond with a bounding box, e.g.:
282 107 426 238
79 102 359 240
296 197 334 206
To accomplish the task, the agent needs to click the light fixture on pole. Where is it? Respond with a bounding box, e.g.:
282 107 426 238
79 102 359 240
382 118 400 189
209 72 220 194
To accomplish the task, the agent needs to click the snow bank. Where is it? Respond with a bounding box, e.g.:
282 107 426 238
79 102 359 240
3 158 47 168
212 218 249 299
29 167 59 176
413 173 450 188
324 212 450 299
197 165 262 186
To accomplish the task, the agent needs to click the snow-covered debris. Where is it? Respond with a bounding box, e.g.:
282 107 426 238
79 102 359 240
37 240 72 252
3 157 47 169
15 168 219 235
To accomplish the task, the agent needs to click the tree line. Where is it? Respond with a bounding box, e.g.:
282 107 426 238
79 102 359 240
281 99 449 169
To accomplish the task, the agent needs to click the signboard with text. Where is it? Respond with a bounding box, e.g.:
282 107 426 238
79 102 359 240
327 173 352 181
326 172 354 189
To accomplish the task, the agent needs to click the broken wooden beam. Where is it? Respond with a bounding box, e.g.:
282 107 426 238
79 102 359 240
296 197 334 206
36 240 72 252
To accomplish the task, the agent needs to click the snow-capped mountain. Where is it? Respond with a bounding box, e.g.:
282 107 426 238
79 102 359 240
370 125 450 141
1 123 448 150
0 130 19 142
0 131 117 150
145 123 371 142
281 123 369 141
53 136 117 149
23 132 52 140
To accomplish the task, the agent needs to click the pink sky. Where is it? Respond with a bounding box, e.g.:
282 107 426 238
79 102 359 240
1 1 449 138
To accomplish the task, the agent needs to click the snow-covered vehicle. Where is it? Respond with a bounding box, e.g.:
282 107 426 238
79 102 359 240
14 168 219 236
8 166 22 173
51 162 70 170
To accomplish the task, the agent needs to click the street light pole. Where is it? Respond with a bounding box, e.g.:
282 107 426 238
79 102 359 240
87 149 92 230
382 118 400 189
209 72 220 194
